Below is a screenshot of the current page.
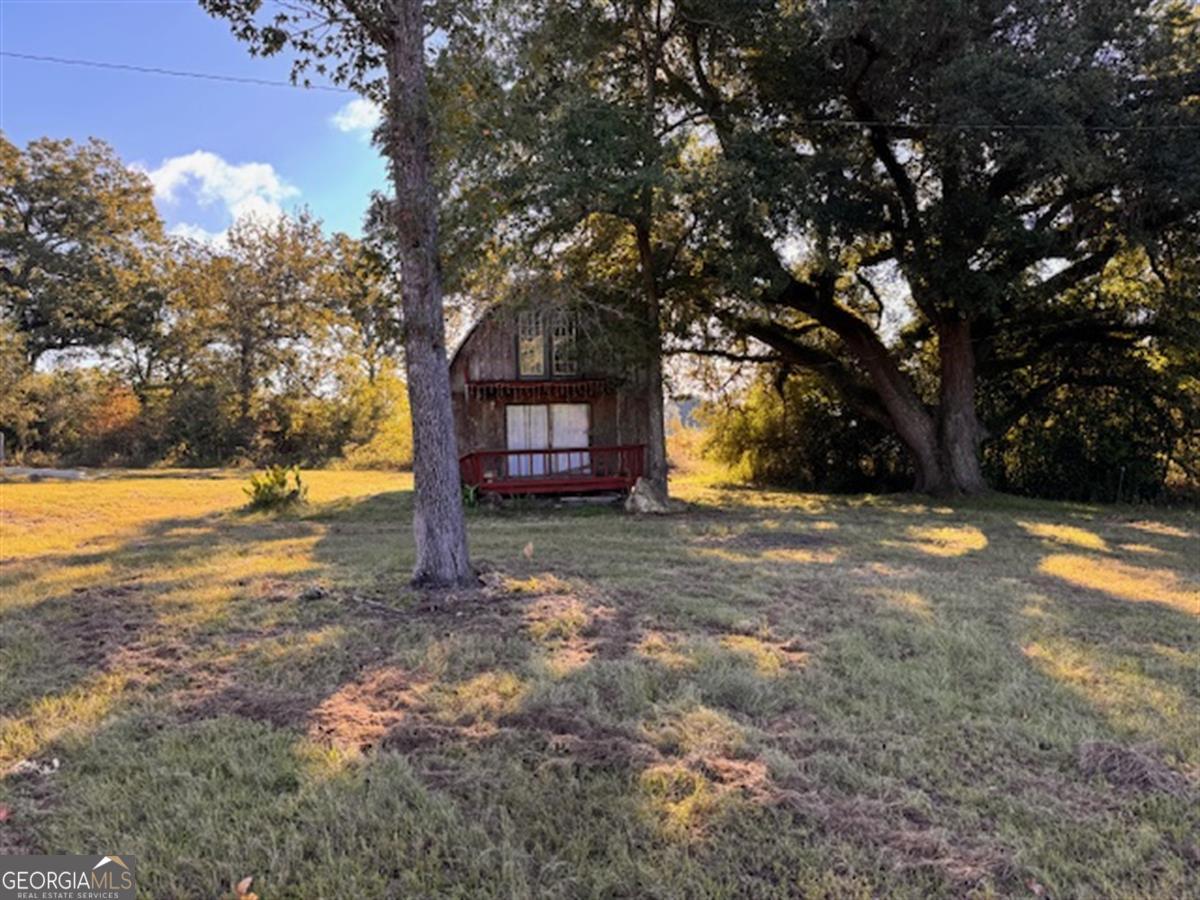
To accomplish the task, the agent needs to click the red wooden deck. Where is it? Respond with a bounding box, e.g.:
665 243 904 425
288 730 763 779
460 445 645 495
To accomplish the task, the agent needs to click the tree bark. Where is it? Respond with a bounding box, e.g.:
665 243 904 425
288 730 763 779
385 0 473 588
633 221 669 495
839 328 947 493
632 8 669 496
936 317 988 494
770 276 994 495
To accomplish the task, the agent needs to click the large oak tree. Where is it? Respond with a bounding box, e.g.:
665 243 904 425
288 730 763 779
443 0 1200 494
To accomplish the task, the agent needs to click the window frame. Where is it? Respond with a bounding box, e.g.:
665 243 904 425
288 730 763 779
517 310 546 380
550 310 579 378
516 309 579 380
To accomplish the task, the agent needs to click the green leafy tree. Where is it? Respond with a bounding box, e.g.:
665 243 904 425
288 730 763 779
329 233 403 383
0 134 165 366
220 212 334 444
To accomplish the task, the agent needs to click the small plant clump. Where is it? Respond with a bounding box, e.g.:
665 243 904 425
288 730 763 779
244 465 308 511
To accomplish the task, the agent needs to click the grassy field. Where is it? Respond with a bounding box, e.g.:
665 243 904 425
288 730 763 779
1 469 1197 898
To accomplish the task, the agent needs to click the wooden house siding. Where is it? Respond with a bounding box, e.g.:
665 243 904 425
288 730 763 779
450 307 651 493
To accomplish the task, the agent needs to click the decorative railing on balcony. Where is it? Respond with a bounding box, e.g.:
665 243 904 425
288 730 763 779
464 378 614 403
459 445 645 495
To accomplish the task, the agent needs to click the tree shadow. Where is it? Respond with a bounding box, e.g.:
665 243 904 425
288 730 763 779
3 482 1198 895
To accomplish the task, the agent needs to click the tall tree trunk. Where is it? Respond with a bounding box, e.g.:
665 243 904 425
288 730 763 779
236 335 255 448
834 327 947 493
632 9 669 496
634 221 668 495
385 0 472 588
936 317 988 494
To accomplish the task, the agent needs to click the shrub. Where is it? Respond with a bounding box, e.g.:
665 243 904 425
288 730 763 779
244 465 308 511
705 375 910 493
338 415 414 469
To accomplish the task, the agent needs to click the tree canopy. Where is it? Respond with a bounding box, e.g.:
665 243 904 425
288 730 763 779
0 134 165 366
439 0 1200 494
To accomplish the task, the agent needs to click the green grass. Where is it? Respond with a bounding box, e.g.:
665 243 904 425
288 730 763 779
1 469 1198 898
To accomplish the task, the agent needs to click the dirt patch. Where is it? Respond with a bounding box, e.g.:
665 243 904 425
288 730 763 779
103 638 192 687
307 665 433 752
691 755 773 799
582 602 641 660
719 531 832 552
183 682 318 730
0 818 35 855
1078 741 1195 797
309 663 524 756
0 761 59 855
337 581 526 636
254 578 298 603
846 562 930 581
502 707 663 770
777 788 1014 890
60 582 154 668
380 721 505 754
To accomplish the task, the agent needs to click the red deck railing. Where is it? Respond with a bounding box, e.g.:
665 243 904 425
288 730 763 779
460 445 645 495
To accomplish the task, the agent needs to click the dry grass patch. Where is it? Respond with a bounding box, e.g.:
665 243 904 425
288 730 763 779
1077 741 1195 797
719 634 808 676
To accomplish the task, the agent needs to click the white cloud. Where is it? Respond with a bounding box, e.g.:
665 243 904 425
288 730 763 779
330 98 382 136
148 151 300 234
167 221 228 248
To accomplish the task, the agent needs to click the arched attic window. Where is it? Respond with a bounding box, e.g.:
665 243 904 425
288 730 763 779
518 309 578 379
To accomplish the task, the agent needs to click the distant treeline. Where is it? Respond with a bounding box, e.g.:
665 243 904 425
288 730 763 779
1 135 412 469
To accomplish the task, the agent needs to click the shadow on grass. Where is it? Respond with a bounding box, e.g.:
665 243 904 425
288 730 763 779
2 482 1198 895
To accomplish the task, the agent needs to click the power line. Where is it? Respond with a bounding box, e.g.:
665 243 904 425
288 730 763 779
0 50 354 94
3 49 1199 133
805 117 1200 133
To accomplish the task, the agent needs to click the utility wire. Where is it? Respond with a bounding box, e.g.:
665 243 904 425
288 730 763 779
3 49 1200 132
0 50 354 93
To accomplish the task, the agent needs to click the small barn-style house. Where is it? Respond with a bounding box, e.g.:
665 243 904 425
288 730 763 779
451 305 651 495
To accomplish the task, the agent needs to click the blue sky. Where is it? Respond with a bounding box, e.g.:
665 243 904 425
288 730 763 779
0 0 387 239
